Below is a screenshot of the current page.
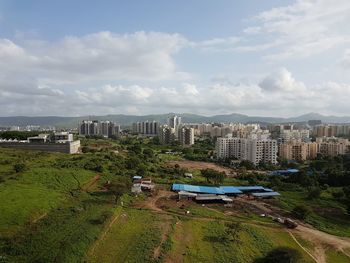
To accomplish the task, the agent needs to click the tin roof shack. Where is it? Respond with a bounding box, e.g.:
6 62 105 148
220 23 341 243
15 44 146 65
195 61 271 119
140 178 155 191
131 183 142 194
184 173 193 179
251 192 280 199
133 176 142 181
195 194 233 204
270 169 299 176
178 191 197 200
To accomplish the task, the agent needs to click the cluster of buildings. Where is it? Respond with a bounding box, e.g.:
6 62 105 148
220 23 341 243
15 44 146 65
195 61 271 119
79 120 120 138
215 122 350 164
312 124 350 137
172 183 280 203
0 132 80 154
279 137 350 161
0 125 56 132
131 116 194 146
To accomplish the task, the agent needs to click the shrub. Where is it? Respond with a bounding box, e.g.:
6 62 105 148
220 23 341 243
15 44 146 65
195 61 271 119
308 187 321 199
13 163 26 173
292 205 311 220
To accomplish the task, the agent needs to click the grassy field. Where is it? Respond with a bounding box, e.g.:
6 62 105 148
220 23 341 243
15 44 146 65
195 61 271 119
278 190 350 237
165 218 315 263
87 208 170 263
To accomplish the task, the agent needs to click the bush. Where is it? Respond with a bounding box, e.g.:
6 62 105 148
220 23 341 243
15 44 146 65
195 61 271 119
254 247 302 263
13 163 26 173
332 190 344 199
292 205 311 220
308 187 321 199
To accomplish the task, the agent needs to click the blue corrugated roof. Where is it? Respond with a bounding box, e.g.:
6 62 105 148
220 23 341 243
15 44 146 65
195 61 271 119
219 186 243 194
252 192 280 197
133 176 142 179
172 184 276 195
236 186 265 191
271 169 299 175
172 184 225 194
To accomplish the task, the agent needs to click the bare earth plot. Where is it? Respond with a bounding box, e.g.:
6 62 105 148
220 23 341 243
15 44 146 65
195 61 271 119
166 160 234 175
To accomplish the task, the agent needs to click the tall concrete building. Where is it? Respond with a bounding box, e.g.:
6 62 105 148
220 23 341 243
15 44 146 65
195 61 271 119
216 137 278 165
168 115 181 129
132 121 159 136
279 142 309 161
159 125 174 144
178 127 194 146
79 120 120 138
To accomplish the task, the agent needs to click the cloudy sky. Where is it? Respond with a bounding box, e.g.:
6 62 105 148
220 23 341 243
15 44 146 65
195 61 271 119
1 0 350 117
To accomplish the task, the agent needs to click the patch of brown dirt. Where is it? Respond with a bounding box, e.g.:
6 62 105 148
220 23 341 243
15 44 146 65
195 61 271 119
81 174 101 191
166 160 235 175
153 215 173 259
164 220 193 263
291 225 350 263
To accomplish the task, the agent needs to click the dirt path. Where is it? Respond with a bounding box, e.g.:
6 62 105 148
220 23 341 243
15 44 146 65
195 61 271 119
134 190 173 212
164 220 192 263
153 215 172 259
292 224 350 262
87 211 126 257
288 231 319 263
82 174 101 191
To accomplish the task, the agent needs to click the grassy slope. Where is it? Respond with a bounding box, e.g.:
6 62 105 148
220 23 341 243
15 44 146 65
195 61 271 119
278 191 350 237
87 208 162 263
167 219 314 263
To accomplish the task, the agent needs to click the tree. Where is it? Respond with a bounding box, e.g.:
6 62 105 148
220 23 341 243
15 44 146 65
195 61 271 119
107 177 132 202
225 222 241 243
292 205 311 220
201 169 226 184
239 160 255 170
143 148 154 159
255 247 302 263
308 187 321 199
13 163 26 173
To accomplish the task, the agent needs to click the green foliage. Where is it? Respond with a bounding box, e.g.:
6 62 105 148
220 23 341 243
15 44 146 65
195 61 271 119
201 168 226 185
292 205 311 220
13 163 26 173
308 187 321 199
254 247 302 263
0 131 39 140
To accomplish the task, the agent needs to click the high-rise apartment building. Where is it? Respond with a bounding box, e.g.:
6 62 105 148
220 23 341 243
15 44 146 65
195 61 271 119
159 125 174 144
132 121 159 136
178 127 194 146
216 137 278 165
78 120 120 138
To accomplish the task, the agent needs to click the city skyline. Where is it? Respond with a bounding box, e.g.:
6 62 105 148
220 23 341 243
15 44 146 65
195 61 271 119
1 1 350 117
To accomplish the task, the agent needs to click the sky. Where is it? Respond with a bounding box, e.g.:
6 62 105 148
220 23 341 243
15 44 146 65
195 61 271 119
1 0 350 117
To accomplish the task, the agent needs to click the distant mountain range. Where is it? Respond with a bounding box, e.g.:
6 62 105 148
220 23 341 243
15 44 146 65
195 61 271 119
1 112 350 128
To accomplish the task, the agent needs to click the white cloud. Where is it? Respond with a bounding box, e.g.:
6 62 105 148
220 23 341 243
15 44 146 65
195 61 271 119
250 0 350 60
2 68 347 117
0 31 189 88
340 49 350 69
259 68 306 92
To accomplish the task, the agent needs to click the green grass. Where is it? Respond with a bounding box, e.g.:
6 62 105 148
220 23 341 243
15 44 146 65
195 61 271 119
278 191 350 237
325 249 350 263
167 219 314 263
0 167 96 235
87 208 162 263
